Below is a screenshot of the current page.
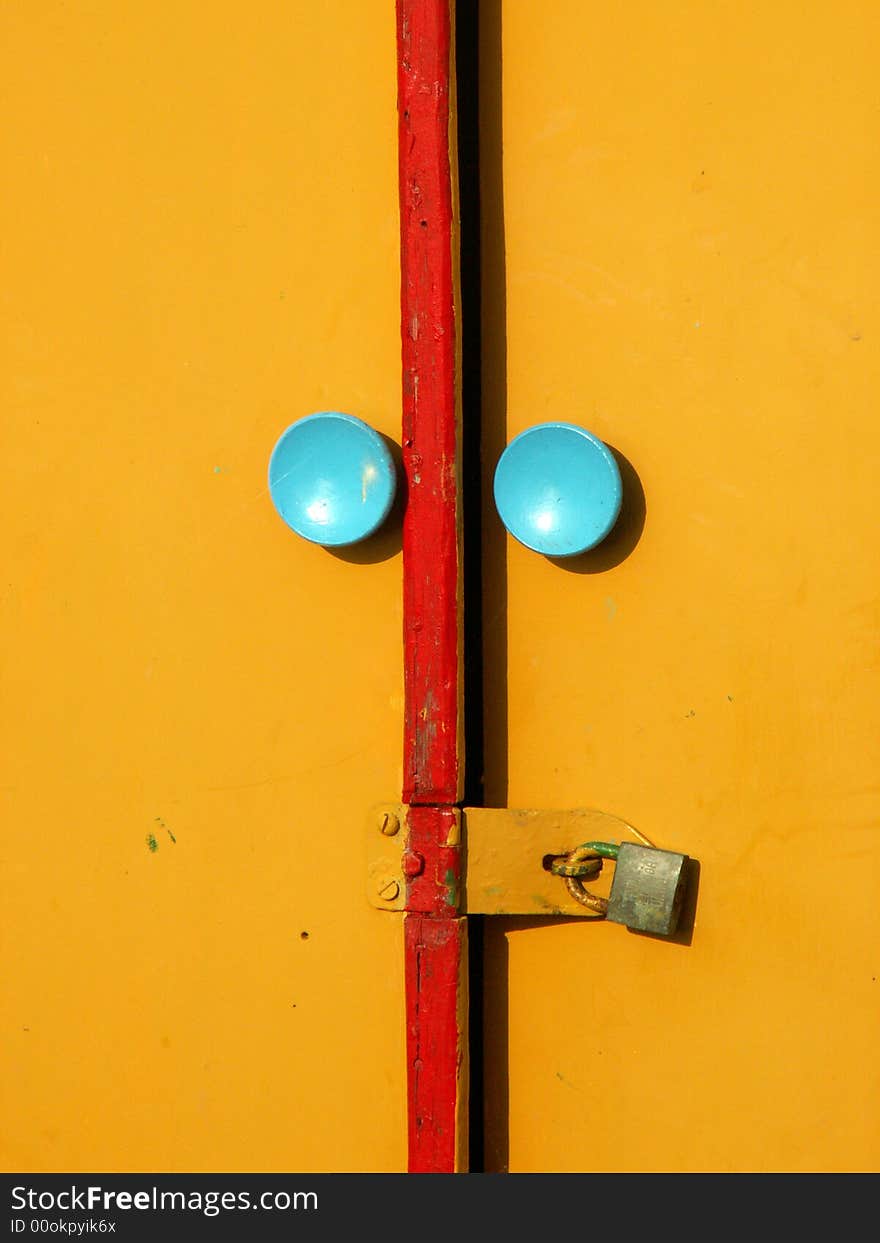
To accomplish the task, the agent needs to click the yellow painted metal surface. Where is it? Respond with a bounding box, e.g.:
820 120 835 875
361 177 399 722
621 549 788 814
482 1 880 1171
1 3 406 1171
366 806 409 913
463 808 648 917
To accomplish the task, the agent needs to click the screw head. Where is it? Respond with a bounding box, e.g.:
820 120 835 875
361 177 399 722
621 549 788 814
379 811 400 837
402 850 425 878
376 877 400 902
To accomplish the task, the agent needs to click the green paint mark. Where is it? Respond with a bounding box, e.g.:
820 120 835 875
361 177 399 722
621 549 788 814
213 466 222 474
444 868 459 909
155 815 175 843
146 833 158 853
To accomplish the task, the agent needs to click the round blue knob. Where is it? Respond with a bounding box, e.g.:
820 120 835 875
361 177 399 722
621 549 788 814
268 412 396 547
493 422 622 557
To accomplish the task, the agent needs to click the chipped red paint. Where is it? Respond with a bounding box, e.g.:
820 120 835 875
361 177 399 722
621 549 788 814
405 915 467 1174
397 0 466 1174
404 805 461 915
397 0 461 808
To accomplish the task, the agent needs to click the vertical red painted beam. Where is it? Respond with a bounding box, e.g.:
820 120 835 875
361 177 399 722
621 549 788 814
404 914 467 1173
398 0 461 810
396 0 467 1172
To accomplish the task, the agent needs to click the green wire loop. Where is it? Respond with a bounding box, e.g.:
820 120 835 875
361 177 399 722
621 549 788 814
548 840 620 877
580 841 620 860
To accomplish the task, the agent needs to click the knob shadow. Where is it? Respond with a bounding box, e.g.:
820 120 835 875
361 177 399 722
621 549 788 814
546 445 646 573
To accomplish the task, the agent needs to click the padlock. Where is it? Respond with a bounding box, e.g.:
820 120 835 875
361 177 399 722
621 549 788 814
605 842 689 936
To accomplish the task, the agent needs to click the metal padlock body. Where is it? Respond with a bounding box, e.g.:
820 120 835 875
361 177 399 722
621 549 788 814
606 843 689 936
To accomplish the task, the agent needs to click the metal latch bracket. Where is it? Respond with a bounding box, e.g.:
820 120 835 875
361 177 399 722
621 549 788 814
366 804 663 918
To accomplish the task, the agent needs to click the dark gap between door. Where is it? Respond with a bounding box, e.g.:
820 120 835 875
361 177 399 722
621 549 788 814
457 0 509 1173
456 0 485 1175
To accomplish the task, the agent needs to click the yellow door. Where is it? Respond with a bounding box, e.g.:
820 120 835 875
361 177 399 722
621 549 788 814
1 3 407 1172
480 1 880 1171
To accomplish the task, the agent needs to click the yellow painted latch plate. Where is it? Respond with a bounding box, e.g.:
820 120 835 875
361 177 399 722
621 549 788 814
366 804 409 911
367 804 653 917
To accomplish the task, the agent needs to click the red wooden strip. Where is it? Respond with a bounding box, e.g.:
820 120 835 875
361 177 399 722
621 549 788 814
404 804 461 915
405 914 468 1173
397 0 466 1175
397 0 461 807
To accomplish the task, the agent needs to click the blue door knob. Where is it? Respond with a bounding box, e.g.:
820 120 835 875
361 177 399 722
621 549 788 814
493 422 623 557
268 412 397 547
